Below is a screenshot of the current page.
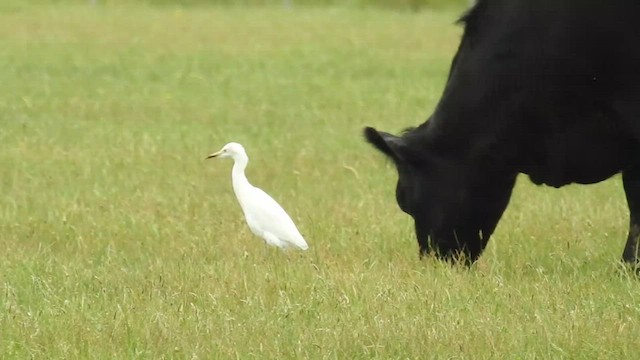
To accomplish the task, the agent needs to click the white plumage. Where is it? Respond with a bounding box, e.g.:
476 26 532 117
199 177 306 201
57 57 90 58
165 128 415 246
207 142 309 250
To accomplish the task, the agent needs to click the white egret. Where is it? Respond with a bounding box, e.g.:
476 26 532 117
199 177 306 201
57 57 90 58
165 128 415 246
206 142 309 250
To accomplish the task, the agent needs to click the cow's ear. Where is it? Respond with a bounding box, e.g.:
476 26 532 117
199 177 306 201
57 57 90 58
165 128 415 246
363 126 409 162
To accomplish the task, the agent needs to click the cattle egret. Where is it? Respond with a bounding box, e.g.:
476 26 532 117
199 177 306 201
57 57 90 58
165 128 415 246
206 142 309 250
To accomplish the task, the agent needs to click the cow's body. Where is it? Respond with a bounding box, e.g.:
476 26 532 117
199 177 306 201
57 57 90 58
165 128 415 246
365 0 640 264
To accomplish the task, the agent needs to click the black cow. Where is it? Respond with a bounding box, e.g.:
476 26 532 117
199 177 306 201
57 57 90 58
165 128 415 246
364 0 640 265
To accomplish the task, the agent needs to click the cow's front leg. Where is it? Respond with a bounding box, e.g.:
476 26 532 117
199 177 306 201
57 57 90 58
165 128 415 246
622 167 640 266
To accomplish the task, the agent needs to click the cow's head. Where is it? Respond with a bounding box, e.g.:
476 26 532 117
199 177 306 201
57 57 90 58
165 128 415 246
364 126 515 264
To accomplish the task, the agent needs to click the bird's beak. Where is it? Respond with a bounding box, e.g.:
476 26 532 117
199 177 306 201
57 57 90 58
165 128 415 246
206 150 222 159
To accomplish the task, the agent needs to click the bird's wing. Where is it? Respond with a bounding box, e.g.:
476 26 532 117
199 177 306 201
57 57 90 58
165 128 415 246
244 186 308 249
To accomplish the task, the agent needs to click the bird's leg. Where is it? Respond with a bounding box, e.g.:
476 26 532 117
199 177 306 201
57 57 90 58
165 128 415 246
262 240 269 259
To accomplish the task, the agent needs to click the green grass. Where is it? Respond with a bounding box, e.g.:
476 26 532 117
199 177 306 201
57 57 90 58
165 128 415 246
1 3 640 359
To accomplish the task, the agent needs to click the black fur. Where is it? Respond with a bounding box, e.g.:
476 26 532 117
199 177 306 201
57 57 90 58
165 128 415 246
365 0 640 265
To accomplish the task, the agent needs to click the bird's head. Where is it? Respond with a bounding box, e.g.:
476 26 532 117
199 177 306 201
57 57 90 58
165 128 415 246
206 142 247 160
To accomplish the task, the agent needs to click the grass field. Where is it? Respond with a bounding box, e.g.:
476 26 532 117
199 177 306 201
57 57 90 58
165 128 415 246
2 2 640 359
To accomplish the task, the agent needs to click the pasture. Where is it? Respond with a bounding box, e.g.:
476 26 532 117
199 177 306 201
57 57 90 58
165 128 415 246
1 2 640 358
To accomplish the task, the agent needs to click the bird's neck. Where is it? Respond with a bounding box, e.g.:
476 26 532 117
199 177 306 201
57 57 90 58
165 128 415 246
231 154 252 196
